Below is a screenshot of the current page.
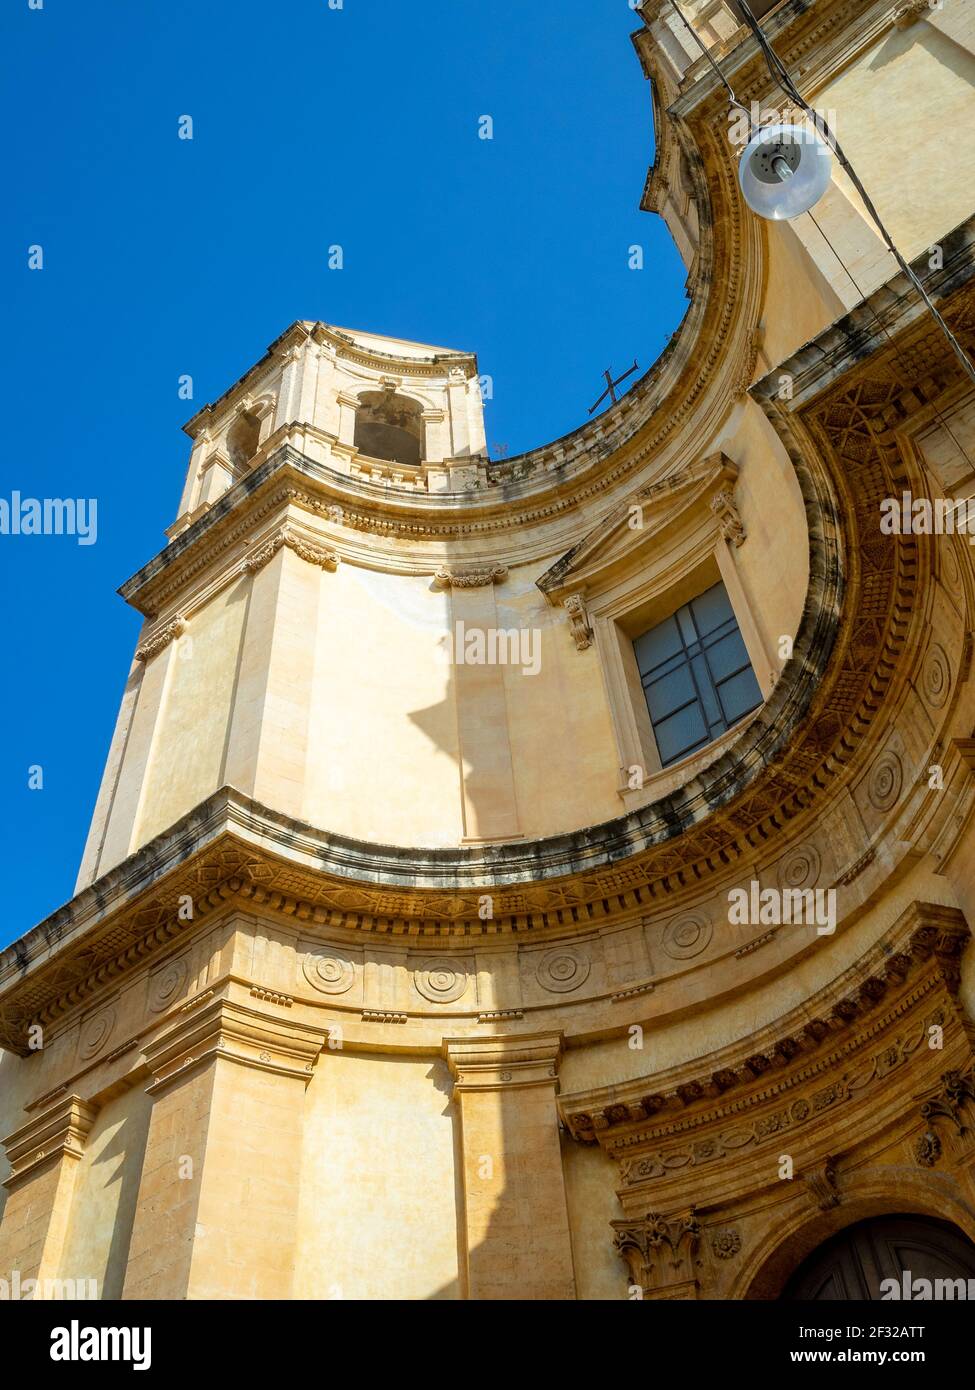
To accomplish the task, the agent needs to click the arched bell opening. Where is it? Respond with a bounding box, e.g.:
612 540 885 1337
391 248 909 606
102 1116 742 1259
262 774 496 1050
354 390 424 467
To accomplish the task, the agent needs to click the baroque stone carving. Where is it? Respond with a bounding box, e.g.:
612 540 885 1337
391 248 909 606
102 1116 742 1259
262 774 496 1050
78 1006 116 1060
148 957 189 1013
709 485 746 546
536 947 591 994
777 843 821 892
661 913 713 961
922 642 951 709
710 1228 742 1260
868 750 903 812
563 594 593 650
920 1066 975 1135
803 1156 840 1211
414 957 469 1004
612 1210 701 1296
914 1130 942 1168
432 565 507 589
135 617 186 663
245 523 339 575
302 949 356 996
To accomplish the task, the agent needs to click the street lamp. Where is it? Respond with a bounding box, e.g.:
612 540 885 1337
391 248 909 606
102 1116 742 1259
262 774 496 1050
737 121 832 221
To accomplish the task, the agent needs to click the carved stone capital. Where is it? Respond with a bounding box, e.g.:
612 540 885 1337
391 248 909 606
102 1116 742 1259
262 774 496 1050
920 1065 975 1136
612 1208 701 1298
143 994 328 1096
135 617 186 663
432 564 507 590
442 1032 562 1091
3 1093 98 1191
244 524 339 576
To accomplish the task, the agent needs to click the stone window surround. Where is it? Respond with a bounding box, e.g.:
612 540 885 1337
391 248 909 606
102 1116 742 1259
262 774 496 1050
546 457 778 813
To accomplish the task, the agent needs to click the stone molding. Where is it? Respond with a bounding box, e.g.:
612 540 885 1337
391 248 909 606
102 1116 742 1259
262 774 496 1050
443 1033 562 1092
561 902 970 1148
2 1093 98 1191
142 993 328 1096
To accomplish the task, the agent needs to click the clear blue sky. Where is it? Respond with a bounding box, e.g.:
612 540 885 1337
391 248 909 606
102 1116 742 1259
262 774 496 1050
0 0 687 947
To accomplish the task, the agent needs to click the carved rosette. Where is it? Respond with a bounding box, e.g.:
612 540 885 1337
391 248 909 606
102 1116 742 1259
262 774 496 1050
777 843 821 892
868 750 903 812
661 912 713 961
413 957 470 1004
78 1005 116 1061
536 947 591 994
148 957 189 1014
922 643 951 709
302 949 356 996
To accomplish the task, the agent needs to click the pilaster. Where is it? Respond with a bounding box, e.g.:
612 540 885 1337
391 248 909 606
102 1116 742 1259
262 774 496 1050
0 1093 98 1289
122 995 327 1300
443 1033 575 1300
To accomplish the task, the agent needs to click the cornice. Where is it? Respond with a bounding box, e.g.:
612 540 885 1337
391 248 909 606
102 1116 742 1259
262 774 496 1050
560 902 969 1146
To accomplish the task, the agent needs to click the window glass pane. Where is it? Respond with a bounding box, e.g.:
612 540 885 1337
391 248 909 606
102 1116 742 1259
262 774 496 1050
644 664 697 723
691 582 734 637
705 629 751 683
633 581 763 770
690 653 722 729
716 666 763 725
634 615 682 675
654 702 708 765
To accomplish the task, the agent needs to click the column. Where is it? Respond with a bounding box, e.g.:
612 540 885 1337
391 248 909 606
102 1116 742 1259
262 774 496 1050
0 1094 97 1291
443 1033 576 1300
122 995 326 1300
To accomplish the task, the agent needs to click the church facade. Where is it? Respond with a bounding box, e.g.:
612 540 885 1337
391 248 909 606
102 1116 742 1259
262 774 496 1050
3 0 975 1299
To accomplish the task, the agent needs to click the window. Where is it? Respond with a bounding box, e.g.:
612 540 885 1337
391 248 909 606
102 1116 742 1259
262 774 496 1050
634 581 762 767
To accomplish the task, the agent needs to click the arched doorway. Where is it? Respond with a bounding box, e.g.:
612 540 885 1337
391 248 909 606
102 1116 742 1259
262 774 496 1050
782 1215 975 1300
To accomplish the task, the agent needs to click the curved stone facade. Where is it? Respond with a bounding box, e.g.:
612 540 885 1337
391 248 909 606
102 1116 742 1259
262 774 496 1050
2 0 975 1300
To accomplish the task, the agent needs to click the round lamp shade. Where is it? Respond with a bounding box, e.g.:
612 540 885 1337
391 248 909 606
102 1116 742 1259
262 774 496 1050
738 122 832 220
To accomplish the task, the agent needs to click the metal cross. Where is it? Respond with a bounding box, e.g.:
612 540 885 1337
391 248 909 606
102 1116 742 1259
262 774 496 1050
588 360 639 415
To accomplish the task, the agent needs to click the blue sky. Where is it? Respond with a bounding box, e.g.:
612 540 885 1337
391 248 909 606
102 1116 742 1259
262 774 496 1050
0 0 687 946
